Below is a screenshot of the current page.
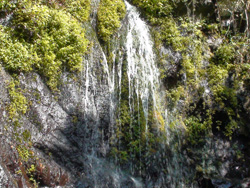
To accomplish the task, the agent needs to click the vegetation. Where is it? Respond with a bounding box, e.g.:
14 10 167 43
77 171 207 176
185 116 209 145
0 0 91 20
0 1 90 186
123 0 249 146
7 79 28 121
97 0 126 41
0 0 90 91
131 0 173 21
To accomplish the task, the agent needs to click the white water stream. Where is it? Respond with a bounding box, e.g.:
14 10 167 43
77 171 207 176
125 1 160 134
78 1 191 187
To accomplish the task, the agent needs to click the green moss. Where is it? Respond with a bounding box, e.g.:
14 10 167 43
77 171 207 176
0 3 89 91
185 116 211 145
72 115 78 124
214 43 235 65
160 18 185 51
224 119 238 139
166 85 185 105
154 110 165 131
97 0 126 41
206 23 219 34
207 64 229 106
131 0 173 22
145 0 244 141
0 0 91 22
65 0 91 22
7 80 28 120
212 86 240 138
22 129 31 142
110 148 128 163
17 145 31 162
0 26 38 72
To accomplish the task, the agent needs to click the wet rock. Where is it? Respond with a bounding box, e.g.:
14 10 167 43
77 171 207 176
207 37 223 51
212 180 232 188
160 47 182 77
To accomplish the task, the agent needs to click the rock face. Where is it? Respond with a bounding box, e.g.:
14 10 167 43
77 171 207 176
0 164 15 187
0 18 118 186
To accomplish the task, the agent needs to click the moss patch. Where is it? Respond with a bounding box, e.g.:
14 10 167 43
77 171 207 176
0 1 90 91
97 0 126 42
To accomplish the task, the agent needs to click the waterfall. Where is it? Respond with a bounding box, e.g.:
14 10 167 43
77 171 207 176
125 1 160 134
80 2 192 187
102 51 116 140
119 2 195 187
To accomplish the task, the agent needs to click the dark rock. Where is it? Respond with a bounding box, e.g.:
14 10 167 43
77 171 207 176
199 177 215 188
212 179 233 188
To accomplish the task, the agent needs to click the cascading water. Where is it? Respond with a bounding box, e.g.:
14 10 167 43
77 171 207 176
125 1 160 133
123 1 161 175
79 2 194 188
111 2 197 188
76 26 144 187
